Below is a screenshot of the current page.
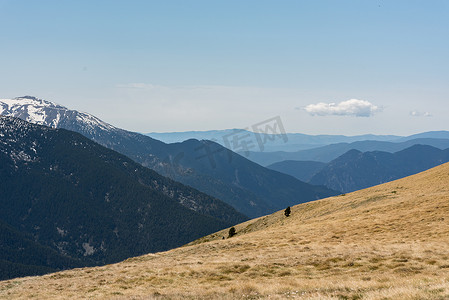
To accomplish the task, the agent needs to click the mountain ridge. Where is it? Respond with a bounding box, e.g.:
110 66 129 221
0 116 247 279
1 96 338 218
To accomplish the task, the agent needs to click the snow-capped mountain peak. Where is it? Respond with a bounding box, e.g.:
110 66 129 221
0 96 64 127
0 96 116 134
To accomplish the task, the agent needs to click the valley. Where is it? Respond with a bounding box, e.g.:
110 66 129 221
2 162 449 299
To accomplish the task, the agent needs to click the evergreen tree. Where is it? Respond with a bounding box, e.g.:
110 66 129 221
228 227 236 238
284 206 291 217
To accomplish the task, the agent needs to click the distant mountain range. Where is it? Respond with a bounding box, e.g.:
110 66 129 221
0 116 247 280
245 138 449 166
308 144 449 193
268 144 449 193
395 131 449 141
0 96 338 218
146 128 449 167
147 129 449 154
147 130 402 152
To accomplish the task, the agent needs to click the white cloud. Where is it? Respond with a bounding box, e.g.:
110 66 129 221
410 111 432 117
304 99 381 117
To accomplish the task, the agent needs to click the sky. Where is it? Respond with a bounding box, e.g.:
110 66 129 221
0 0 448 135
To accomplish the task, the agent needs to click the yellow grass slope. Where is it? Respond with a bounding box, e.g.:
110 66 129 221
2 162 449 299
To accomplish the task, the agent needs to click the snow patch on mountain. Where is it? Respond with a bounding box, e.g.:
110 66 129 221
1 96 61 127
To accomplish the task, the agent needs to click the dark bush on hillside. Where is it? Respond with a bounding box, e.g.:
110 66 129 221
228 227 236 238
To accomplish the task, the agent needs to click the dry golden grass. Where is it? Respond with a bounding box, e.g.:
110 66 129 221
2 163 449 299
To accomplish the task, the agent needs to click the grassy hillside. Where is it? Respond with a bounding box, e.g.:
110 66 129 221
2 162 449 299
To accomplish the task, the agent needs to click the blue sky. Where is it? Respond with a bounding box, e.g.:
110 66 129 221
1 0 448 135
